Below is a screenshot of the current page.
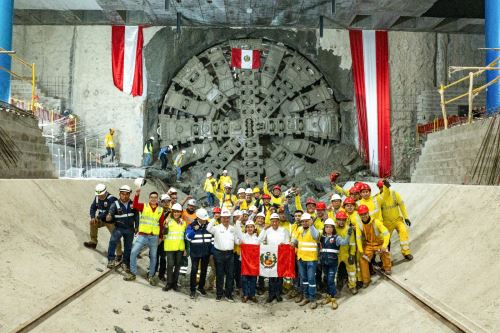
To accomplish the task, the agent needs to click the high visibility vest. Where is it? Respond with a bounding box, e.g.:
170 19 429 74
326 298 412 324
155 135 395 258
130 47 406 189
138 204 163 235
105 133 115 148
164 218 187 251
144 142 152 154
297 228 318 261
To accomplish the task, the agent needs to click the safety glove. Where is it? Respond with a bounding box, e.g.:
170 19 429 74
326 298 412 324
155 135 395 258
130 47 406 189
348 255 355 265
404 219 411 227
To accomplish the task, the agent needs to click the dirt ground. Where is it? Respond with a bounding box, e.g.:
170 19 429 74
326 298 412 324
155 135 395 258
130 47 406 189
1 180 498 332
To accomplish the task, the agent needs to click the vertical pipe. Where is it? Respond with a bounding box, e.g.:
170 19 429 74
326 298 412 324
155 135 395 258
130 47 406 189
0 0 14 103
31 63 36 113
57 148 61 178
85 137 88 172
468 72 474 124
64 132 67 171
74 134 77 171
485 0 500 114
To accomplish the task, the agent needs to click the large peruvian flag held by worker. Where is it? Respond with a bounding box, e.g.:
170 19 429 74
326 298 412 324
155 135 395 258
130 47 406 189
111 26 145 97
240 244 295 278
349 30 391 177
231 48 261 69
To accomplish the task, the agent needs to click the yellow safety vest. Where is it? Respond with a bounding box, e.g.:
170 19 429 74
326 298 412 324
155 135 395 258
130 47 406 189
164 218 187 251
105 133 114 148
297 228 318 261
138 204 163 235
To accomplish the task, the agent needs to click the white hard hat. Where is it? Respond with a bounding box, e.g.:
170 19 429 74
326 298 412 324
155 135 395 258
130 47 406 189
245 220 255 226
224 183 232 188
187 199 197 206
119 185 132 193
95 183 107 195
221 209 231 217
330 194 342 201
324 218 335 226
168 187 177 194
245 188 253 194
223 170 228 174
241 210 249 215
206 172 212 178
249 205 258 212
196 208 209 220
233 210 242 217
270 213 280 220
256 212 266 218
168 145 173 150
300 213 312 221
172 203 183 211
237 188 245 194
181 150 186 154
134 177 144 188
150 136 155 140
160 194 171 201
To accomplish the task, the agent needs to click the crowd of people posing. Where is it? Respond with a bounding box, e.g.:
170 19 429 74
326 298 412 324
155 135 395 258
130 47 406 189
84 173 413 310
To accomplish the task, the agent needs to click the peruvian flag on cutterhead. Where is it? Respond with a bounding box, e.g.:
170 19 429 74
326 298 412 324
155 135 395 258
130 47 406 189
231 48 261 69
111 26 146 97
240 244 296 278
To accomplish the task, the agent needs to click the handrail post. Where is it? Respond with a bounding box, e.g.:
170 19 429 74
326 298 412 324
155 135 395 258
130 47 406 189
31 62 36 114
468 72 474 124
439 84 448 129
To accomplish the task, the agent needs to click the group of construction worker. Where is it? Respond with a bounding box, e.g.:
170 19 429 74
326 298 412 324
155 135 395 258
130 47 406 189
84 171 413 310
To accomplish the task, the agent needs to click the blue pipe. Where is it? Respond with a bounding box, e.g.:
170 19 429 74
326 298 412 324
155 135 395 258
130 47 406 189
485 0 500 115
0 0 14 103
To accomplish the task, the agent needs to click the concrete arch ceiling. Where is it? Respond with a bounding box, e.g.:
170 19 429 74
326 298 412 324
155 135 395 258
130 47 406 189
158 38 349 186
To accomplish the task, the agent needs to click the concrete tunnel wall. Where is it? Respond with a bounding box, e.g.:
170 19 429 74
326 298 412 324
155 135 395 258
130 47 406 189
11 26 484 178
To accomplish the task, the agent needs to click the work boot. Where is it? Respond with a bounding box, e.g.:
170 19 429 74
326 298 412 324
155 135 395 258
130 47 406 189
83 241 97 249
266 297 274 303
121 263 130 273
172 284 179 292
287 290 298 299
123 273 136 281
197 288 207 296
309 301 318 310
331 298 338 310
405 254 414 261
190 291 196 299
362 281 370 288
250 297 258 303
148 276 158 286
383 269 392 275
107 260 119 269
242 296 248 303
298 299 310 306
294 295 304 303
320 296 331 305
115 255 123 263
276 295 283 302
162 284 172 292
349 287 358 295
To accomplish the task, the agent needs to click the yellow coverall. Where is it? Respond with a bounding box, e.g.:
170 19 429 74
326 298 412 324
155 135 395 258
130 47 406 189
215 190 237 210
347 211 362 282
379 186 411 255
335 222 357 289
263 181 286 207
217 175 232 191
333 184 350 197
355 217 391 284
358 195 383 222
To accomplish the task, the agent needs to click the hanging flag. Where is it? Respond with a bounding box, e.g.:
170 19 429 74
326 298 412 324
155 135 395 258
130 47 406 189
231 48 261 69
240 244 296 278
111 26 144 97
349 30 391 177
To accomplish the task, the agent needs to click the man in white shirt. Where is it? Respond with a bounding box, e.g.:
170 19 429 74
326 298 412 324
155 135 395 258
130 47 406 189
207 208 236 302
259 213 290 303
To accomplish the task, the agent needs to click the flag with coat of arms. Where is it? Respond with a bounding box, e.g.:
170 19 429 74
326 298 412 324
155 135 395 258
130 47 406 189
240 244 296 278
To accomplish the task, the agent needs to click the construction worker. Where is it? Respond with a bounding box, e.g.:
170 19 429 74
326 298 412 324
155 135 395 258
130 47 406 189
334 210 358 295
217 170 232 191
101 128 115 162
293 213 320 309
263 176 286 207
244 188 254 208
105 185 137 270
173 150 186 182
343 196 362 286
156 193 172 281
125 189 165 285
258 212 291 303
287 209 303 300
162 203 187 291
355 205 391 288
83 184 122 261
203 172 217 207
327 194 344 219
358 183 383 221
253 187 263 211
207 207 221 290
232 210 244 294
158 144 173 170
320 218 352 310
185 208 212 298
207 208 237 302
377 180 413 261
215 183 238 210
236 188 248 210
143 136 154 167
167 187 178 204
234 219 260 303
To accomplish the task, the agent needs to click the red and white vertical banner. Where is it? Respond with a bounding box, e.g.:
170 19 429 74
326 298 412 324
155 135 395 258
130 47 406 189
111 26 145 97
231 48 261 69
349 30 391 177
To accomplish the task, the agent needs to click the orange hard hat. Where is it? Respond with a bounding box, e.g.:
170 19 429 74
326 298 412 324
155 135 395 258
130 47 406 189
212 207 221 213
316 201 327 210
357 205 369 215
349 186 360 194
335 211 348 220
343 197 356 205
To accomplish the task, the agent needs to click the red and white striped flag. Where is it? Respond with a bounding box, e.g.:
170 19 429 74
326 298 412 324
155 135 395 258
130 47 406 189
240 244 295 278
111 26 144 97
349 30 391 177
231 48 261 69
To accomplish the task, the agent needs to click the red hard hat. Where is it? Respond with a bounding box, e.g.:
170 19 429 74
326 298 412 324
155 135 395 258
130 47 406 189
316 201 327 210
335 211 348 220
343 197 356 205
357 205 369 215
349 186 360 194
262 194 271 199
359 183 371 191
212 207 221 213
273 185 281 192
377 180 384 188
306 197 316 205
329 171 340 183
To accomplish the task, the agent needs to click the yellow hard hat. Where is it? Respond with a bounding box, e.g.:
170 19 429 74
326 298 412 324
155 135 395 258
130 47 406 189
253 187 260 193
